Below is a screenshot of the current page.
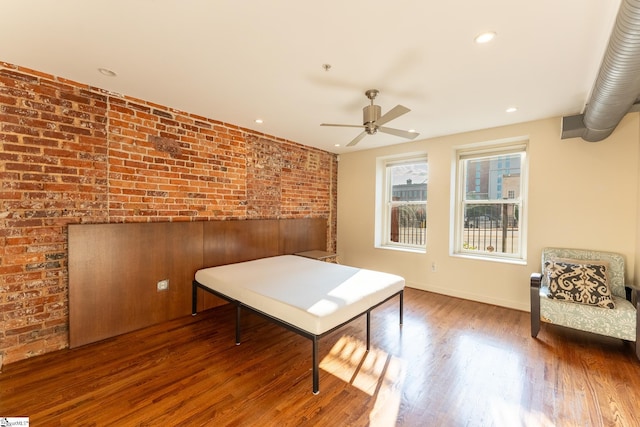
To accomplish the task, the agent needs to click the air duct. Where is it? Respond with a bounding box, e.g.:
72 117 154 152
561 0 640 142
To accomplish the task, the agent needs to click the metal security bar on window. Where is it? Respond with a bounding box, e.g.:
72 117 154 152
390 203 426 245
463 203 519 254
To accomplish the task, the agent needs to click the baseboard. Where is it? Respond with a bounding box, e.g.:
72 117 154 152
405 280 530 312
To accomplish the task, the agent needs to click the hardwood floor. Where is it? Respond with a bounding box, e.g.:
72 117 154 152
2 288 640 426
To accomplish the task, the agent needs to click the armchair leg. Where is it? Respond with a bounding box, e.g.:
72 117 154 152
531 313 540 338
530 273 542 338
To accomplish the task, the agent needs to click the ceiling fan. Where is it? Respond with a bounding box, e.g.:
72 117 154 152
321 89 419 147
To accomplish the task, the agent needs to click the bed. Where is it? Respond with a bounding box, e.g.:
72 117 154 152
192 255 405 394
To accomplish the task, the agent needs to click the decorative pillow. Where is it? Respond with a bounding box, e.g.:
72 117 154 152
544 259 615 309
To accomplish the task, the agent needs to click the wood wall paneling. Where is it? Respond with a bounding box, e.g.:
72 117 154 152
68 219 328 347
202 219 281 267
279 218 327 254
68 222 204 348
199 219 281 311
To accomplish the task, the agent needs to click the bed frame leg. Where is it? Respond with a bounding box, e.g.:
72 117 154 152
191 281 198 316
366 311 371 351
235 303 241 345
312 336 319 395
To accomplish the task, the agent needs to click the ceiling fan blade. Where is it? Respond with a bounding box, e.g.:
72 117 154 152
378 126 420 139
375 105 410 127
346 131 368 147
320 123 365 129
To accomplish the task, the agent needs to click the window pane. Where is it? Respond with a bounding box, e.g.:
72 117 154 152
463 203 520 254
456 144 526 259
384 159 428 249
390 203 427 245
464 154 521 201
390 163 427 202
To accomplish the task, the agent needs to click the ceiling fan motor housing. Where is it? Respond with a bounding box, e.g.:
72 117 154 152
320 89 417 146
363 104 381 134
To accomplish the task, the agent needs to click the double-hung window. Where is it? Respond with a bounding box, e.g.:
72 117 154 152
453 142 527 261
376 155 428 252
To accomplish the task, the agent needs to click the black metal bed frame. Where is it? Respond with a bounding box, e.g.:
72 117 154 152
192 280 403 394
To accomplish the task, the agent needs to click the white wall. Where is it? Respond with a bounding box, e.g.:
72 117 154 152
337 115 640 311
635 116 640 290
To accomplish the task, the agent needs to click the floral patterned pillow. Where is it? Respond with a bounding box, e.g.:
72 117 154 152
544 259 615 309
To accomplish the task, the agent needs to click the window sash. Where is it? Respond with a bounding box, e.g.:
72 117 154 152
455 144 526 260
381 157 428 249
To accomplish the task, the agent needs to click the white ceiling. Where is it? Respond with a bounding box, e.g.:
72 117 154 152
1 0 622 154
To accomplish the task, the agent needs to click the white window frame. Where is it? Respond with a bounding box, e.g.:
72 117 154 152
451 140 528 263
375 153 428 253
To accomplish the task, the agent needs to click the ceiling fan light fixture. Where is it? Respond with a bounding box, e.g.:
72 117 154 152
474 31 496 44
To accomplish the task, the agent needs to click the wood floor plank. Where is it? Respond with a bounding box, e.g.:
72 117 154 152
1 288 640 426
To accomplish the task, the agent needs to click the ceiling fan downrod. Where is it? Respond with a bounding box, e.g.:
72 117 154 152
363 89 381 133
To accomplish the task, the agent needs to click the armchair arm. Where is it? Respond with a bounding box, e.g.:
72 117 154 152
530 272 543 338
530 272 542 289
626 284 640 360
625 283 639 304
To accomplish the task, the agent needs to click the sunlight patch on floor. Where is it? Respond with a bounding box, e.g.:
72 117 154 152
320 335 406 426
454 333 556 426
488 398 556 427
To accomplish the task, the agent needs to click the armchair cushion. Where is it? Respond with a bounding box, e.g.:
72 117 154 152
539 287 635 341
544 259 615 309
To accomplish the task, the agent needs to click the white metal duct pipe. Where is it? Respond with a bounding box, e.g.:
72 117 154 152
581 0 640 142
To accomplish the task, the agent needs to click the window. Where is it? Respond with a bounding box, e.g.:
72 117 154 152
453 142 527 261
376 155 428 251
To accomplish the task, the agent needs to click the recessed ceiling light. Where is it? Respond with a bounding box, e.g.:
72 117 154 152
408 129 417 133
98 68 117 77
474 31 496 44
255 119 263 124
334 143 340 147
506 107 518 113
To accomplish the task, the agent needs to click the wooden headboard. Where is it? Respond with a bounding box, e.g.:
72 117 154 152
68 218 327 348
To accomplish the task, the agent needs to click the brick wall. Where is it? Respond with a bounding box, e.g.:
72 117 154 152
0 62 337 365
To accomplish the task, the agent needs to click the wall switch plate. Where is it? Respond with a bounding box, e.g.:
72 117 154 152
157 279 169 291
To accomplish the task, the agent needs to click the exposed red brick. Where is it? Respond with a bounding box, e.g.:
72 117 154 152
0 61 337 365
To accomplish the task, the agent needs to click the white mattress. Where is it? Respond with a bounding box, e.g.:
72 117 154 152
195 255 405 335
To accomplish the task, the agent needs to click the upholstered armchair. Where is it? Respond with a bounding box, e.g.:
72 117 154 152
530 247 639 359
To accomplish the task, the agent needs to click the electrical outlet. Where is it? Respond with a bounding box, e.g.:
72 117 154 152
157 279 169 291
431 262 437 272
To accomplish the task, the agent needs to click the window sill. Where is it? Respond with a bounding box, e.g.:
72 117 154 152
452 252 527 265
376 244 426 254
